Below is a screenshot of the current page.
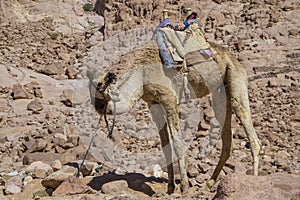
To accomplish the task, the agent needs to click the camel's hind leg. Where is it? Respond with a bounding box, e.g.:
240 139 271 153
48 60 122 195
149 103 175 194
208 84 233 186
229 67 261 176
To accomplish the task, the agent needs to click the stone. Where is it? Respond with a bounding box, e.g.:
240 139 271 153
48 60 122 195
4 176 23 195
187 165 199 178
50 160 62 172
60 89 86 106
152 164 163 178
4 184 22 195
26 139 47 153
198 163 211 173
78 161 97 177
52 176 95 196
40 62 65 75
101 180 128 195
27 99 43 113
12 84 28 99
23 176 33 186
213 173 300 200
23 152 60 165
25 161 53 179
195 130 208 138
53 133 67 147
67 135 79 146
41 165 78 189
65 66 79 79
198 121 210 131
33 189 49 198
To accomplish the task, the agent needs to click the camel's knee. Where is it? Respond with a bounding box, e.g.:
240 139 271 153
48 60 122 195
172 135 185 158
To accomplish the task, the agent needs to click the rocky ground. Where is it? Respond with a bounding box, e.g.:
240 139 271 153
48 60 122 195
0 0 299 199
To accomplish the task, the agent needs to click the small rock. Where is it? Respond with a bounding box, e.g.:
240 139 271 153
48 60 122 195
101 180 128 195
40 62 65 75
198 163 211 173
46 110 61 120
4 176 22 195
27 139 47 153
53 133 67 147
52 176 95 196
60 89 85 106
198 121 210 131
27 99 43 113
23 176 33 186
50 160 62 172
12 84 28 99
25 161 53 179
67 135 79 146
65 66 79 79
187 165 199 178
41 165 78 189
23 152 60 165
152 164 163 178
195 130 208 138
6 171 19 177
33 189 49 198
267 79 278 87
79 161 97 176
4 184 22 195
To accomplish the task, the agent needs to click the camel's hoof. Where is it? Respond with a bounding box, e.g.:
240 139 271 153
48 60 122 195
180 183 189 194
167 183 175 194
206 179 215 189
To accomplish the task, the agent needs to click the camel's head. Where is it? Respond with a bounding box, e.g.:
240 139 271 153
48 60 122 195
87 70 120 114
97 72 119 100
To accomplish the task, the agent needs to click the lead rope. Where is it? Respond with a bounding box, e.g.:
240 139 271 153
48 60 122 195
76 110 104 177
107 101 116 141
77 73 117 177
76 99 117 177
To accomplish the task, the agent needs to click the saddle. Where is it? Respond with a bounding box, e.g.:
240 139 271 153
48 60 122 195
159 26 214 68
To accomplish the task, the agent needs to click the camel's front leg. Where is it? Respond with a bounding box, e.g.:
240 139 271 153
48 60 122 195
169 123 189 193
144 84 189 193
162 101 189 193
149 103 175 194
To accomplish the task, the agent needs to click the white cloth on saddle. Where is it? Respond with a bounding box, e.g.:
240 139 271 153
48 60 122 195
159 27 210 60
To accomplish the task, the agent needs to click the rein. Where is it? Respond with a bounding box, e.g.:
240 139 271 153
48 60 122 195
77 72 117 177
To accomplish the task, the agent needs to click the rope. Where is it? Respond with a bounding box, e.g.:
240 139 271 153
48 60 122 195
107 101 117 141
76 113 101 177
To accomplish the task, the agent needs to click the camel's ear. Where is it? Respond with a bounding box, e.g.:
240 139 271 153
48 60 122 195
97 73 107 85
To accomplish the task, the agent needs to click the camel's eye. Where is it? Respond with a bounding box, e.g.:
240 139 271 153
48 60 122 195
97 82 103 90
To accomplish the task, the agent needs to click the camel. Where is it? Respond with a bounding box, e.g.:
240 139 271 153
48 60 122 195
88 33 261 194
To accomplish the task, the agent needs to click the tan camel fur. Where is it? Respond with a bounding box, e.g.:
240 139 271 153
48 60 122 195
90 41 261 194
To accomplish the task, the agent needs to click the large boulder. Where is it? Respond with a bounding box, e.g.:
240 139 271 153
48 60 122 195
213 173 300 200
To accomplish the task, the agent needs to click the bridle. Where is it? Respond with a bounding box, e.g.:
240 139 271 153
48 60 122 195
96 72 118 141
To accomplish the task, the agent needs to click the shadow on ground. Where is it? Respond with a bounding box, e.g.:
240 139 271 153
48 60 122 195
87 171 168 196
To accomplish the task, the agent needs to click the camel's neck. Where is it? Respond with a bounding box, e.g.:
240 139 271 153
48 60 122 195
108 67 144 114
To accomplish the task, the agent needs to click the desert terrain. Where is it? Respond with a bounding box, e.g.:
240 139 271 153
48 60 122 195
0 0 299 199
